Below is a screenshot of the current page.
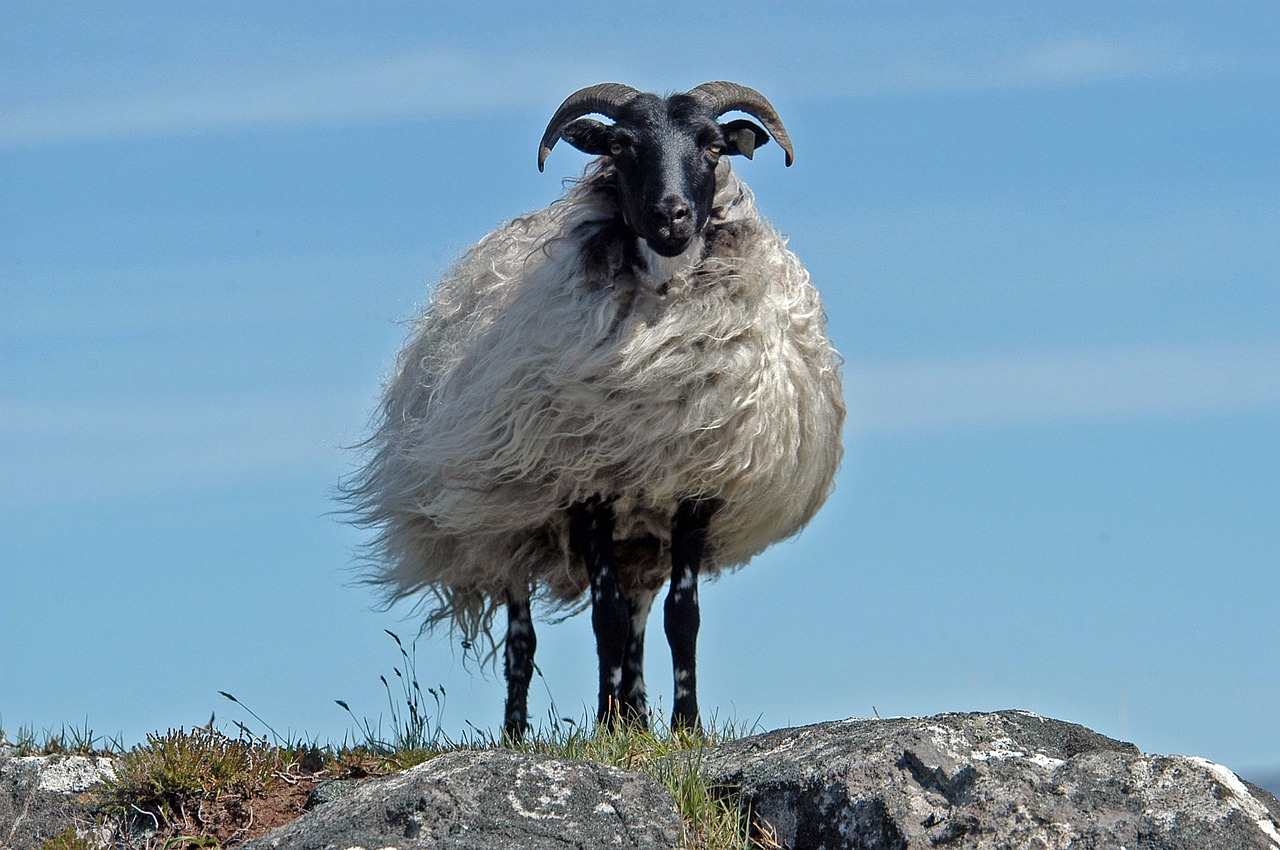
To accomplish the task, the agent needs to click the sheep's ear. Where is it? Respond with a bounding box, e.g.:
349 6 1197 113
720 119 771 160
561 118 615 156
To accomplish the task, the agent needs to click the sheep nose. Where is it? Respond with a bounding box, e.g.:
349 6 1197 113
650 197 693 237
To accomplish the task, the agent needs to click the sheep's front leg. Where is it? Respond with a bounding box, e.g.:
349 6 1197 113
503 591 536 742
666 497 718 731
569 497 629 725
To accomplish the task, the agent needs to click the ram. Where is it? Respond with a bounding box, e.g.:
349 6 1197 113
346 81 844 740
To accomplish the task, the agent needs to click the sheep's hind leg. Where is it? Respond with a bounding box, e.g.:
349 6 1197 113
503 591 536 742
666 497 719 732
569 497 629 726
621 590 655 727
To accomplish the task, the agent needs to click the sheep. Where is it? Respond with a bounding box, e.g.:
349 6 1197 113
344 81 845 740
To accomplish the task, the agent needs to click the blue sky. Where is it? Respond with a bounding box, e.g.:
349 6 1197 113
2 1 1277 781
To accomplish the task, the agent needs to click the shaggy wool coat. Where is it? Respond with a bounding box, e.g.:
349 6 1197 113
347 158 845 643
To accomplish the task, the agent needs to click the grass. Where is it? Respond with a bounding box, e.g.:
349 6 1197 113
1 722 124 757
514 716 778 849
8 632 776 850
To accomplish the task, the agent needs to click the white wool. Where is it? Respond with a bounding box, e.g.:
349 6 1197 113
345 159 845 644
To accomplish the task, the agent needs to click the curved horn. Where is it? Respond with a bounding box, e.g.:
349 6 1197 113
688 81 794 166
538 82 641 172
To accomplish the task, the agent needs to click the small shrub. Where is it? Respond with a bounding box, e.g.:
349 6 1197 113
106 728 281 816
100 727 296 848
38 827 95 850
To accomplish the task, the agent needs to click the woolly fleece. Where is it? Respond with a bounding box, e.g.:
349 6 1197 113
345 159 844 643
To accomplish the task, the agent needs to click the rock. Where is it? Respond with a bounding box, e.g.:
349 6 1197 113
7 713 1276 850
239 749 682 850
302 777 362 810
695 710 1280 850
0 754 116 850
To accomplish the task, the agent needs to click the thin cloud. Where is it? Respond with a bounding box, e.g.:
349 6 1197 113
1028 37 1140 81
0 393 365 506
798 34 1252 101
2 249 428 341
0 47 593 147
3 30 1263 148
848 341 1280 434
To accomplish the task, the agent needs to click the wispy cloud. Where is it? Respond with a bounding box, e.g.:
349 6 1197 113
1027 37 1139 81
3 26 1264 148
0 392 366 507
0 47 595 147
848 341 1280 434
797 33 1257 102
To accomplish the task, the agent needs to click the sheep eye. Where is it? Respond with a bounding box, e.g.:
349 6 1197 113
609 141 625 156
707 142 724 155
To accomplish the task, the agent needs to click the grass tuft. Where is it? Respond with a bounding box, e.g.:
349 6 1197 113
3 721 123 757
37 827 96 850
100 727 296 847
333 630 449 756
509 715 772 849
106 728 281 812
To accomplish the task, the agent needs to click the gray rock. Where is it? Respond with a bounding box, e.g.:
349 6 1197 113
1 755 116 850
695 710 1280 850
7 713 1276 850
239 749 682 850
302 777 362 810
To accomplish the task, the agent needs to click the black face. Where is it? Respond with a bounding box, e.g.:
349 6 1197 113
561 94 767 257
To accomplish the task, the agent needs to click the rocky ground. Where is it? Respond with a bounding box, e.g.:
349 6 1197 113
4 710 1279 850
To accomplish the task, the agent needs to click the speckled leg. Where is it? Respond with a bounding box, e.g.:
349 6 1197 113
503 591 536 741
621 590 655 726
569 497 629 725
666 498 718 731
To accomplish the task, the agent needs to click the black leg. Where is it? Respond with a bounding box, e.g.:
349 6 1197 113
665 497 718 731
503 591 536 742
620 590 655 726
569 497 629 725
